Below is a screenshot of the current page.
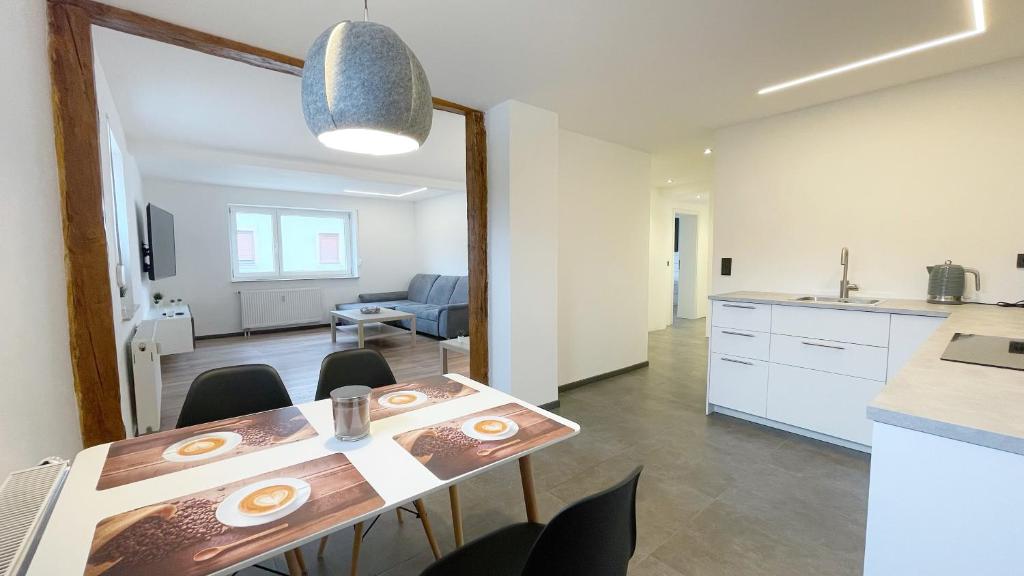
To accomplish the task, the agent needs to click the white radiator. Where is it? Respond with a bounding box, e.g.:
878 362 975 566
239 287 324 333
0 460 69 576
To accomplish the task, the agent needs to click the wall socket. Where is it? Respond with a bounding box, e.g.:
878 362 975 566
1018 253 1024 269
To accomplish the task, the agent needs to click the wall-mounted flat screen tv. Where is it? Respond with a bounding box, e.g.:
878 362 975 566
145 203 176 280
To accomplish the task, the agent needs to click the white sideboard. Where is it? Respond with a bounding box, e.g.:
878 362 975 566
131 304 195 434
706 299 943 450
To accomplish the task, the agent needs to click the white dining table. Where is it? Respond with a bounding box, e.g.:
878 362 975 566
27 374 580 576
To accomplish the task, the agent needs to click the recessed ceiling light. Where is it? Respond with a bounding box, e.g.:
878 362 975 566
758 0 986 95
703 148 713 155
344 186 428 197
696 194 702 199
666 179 674 184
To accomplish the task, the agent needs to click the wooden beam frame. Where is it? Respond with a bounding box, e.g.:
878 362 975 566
46 0 488 446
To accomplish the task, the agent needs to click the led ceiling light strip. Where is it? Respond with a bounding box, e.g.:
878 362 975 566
343 187 429 197
759 0 986 95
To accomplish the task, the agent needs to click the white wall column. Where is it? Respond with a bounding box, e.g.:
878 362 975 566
486 100 559 406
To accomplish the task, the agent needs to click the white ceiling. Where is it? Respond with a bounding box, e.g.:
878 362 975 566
93 27 467 199
96 0 1024 156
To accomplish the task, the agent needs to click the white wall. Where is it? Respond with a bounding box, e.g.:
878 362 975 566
557 130 651 385
143 179 420 336
413 193 468 276
487 101 560 406
0 0 83 473
96 58 150 434
714 57 1024 303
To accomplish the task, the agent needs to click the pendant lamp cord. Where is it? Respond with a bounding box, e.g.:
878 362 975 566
363 0 368 21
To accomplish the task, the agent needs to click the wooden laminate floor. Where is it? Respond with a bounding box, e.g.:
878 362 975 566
159 325 470 430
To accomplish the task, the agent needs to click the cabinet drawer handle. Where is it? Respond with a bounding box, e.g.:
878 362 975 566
722 330 755 337
801 341 846 350
721 357 754 366
722 304 756 309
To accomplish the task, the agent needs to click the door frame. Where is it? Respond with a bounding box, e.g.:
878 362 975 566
47 0 489 446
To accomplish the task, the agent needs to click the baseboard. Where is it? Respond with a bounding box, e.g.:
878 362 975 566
558 361 649 392
195 323 329 340
538 400 561 410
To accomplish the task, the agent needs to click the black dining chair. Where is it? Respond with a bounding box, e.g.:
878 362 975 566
419 466 643 576
313 350 442 575
175 364 305 576
176 364 293 428
314 348 397 401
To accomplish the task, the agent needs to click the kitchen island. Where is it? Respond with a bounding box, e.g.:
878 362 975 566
708 291 1024 576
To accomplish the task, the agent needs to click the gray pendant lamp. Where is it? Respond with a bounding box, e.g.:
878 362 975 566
301 1 432 155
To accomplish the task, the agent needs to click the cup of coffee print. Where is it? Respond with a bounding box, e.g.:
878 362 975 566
162 432 242 462
215 478 311 528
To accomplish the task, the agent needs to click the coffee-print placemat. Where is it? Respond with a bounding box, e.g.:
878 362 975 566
85 454 382 576
97 406 317 490
394 402 573 481
370 376 477 421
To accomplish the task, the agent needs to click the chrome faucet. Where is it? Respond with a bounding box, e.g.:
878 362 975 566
839 247 859 298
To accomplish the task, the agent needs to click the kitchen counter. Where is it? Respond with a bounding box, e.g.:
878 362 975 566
711 291 1024 455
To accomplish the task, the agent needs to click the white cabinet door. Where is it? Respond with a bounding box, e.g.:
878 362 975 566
887 314 945 380
708 353 769 417
771 304 890 346
771 333 889 382
711 301 771 332
711 326 770 361
767 363 884 445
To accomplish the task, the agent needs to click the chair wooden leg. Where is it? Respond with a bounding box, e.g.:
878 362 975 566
317 535 329 559
349 522 364 576
413 499 442 560
449 485 464 547
396 507 404 524
519 455 540 523
293 547 307 574
284 550 303 576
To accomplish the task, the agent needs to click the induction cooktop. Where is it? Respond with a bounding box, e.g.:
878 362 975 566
941 333 1024 371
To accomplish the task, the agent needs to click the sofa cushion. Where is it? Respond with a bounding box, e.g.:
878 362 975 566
407 274 439 303
394 303 442 322
426 275 460 305
336 301 413 311
449 276 469 305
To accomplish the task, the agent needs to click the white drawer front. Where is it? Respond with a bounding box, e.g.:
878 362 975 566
767 363 884 445
708 353 768 416
712 301 771 332
771 304 890 347
771 334 888 381
711 327 770 361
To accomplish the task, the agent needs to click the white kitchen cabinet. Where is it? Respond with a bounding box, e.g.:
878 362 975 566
711 301 771 332
708 353 769 416
771 333 888 382
707 298 949 451
710 326 770 361
887 314 945 380
767 363 886 445
772 304 890 346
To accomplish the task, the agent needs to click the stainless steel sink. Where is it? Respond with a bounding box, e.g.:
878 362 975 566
792 296 881 305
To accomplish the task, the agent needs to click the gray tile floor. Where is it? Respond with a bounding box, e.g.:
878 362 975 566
243 319 869 576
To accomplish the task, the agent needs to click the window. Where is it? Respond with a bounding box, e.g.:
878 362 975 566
318 233 340 264
106 125 136 319
229 205 358 280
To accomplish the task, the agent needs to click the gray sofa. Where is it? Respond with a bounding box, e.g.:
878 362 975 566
337 274 469 339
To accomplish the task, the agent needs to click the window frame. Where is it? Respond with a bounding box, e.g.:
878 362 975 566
228 204 359 282
104 122 137 320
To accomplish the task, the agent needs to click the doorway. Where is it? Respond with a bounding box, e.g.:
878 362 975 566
674 212 702 319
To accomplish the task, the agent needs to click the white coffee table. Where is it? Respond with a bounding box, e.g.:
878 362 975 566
439 336 470 373
330 308 416 348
